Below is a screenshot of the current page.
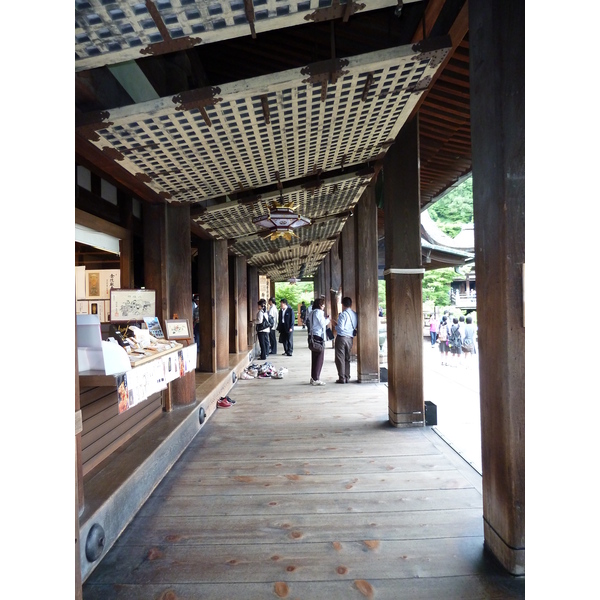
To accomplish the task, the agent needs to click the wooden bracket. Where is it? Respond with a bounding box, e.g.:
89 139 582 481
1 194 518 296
140 0 202 56
305 0 365 23
172 87 223 127
301 58 350 101
76 110 113 142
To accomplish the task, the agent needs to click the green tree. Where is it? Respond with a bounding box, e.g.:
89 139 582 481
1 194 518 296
424 176 474 304
274 282 314 308
422 268 456 306
428 177 473 238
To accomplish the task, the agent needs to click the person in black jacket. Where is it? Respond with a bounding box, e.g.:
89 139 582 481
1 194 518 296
277 298 295 356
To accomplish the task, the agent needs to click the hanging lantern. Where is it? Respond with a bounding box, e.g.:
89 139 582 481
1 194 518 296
253 197 311 240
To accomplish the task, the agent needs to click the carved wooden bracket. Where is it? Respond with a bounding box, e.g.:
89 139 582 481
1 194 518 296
172 87 223 127
301 58 350 101
140 1 202 56
305 0 365 23
76 111 113 142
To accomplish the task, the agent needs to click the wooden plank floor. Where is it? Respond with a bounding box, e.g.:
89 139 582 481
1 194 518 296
83 330 525 599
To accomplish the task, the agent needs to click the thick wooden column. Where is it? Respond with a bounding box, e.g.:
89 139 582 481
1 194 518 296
233 255 248 353
330 238 342 295
143 204 170 407
247 265 259 355
383 117 424 426
75 312 83 599
341 215 357 358
166 203 195 406
322 250 331 318
340 214 357 307
196 238 215 373
144 203 195 406
470 0 525 575
355 185 380 382
214 239 230 370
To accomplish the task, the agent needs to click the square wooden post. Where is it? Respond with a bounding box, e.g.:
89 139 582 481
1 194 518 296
166 203 195 406
214 239 230 370
470 0 525 575
383 117 424 426
341 214 357 358
355 185 380 382
196 238 216 373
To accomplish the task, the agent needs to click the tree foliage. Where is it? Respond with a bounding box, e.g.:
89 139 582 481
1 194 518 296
428 177 473 238
422 268 456 306
423 176 473 306
274 282 314 308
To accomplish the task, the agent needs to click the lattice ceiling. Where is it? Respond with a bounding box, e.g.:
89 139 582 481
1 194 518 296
77 40 449 279
75 0 419 71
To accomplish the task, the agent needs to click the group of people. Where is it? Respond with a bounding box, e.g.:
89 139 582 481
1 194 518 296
255 294 358 386
430 312 477 366
306 295 357 386
255 297 295 360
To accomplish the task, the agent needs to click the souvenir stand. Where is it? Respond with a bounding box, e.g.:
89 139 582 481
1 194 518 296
77 289 196 476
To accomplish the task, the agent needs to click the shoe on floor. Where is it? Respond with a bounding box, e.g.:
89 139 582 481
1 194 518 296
225 395 236 404
217 398 232 408
311 379 325 386
335 379 346 384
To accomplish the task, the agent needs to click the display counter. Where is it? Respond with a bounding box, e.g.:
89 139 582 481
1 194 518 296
79 340 196 476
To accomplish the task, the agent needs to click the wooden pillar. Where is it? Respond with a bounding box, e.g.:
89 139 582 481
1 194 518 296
166 203 195 406
196 238 216 373
143 203 170 407
340 215 357 307
231 255 248 353
383 117 424 426
247 265 259 355
75 312 83 599
228 256 236 353
269 279 276 301
470 0 525 575
117 190 134 288
314 263 322 299
355 185 380 382
322 251 331 318
341 214 357 358
214 239 230 370
330 238 342 295
144 203 195 406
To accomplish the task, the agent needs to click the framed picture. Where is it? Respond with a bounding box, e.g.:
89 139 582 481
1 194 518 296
87 271 101 298
143 316 164 339
110 289 156 322
165 318 190 340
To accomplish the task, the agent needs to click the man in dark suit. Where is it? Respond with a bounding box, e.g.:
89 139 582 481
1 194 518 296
277 298 294 356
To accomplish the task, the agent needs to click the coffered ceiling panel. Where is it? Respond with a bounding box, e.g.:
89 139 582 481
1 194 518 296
75 0 421 71
77 38 449 279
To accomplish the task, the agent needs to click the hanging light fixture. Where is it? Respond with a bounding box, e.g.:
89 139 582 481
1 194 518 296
253 193 311 241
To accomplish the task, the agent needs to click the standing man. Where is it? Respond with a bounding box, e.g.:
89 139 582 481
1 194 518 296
334 296 357 383
278 298 295 356
267 297 278 356
300 301 307 329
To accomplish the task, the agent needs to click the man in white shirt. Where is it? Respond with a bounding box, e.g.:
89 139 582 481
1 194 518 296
334 296 357 383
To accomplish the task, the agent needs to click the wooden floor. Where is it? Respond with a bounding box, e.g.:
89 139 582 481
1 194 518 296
82 330 525 599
